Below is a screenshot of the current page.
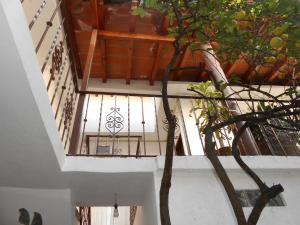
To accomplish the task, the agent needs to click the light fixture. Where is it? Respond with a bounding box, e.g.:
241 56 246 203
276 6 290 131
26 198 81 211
113 193 119 218
113 203 119 218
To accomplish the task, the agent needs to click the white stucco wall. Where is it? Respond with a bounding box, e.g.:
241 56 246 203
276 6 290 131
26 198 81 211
133 206 145 225
0 187 73 225
153 157 300 225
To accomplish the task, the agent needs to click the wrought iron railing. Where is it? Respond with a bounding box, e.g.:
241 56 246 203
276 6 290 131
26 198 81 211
20 0 299 157
21 0 79 153
67 92 300 157
68 94 184 156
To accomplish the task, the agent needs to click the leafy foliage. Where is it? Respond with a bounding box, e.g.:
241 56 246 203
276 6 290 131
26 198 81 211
189 81 235 138
134 0 300 81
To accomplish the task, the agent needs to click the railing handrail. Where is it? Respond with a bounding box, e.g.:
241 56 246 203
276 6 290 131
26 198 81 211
66 154 157 158
77 90 291 103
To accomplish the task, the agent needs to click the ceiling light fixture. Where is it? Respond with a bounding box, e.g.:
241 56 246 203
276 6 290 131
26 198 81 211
113 193 119 218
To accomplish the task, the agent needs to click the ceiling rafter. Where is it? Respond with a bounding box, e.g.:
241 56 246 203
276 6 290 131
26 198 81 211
100 39 108 83
268 64 290 82
126 41 134 84
81 29 98 91
90 0 99 29
125 0 138 84
246 64 274 81
226 57 249 78
150 43 163 85
98 30 175 42
174 46 190 80
60 0 83 84
98 0 105 29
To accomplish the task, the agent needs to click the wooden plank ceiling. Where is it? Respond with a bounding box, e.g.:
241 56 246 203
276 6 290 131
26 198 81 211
65 0 296 85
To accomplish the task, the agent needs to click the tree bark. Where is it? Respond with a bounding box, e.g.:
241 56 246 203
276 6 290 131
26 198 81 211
159 41 181 225
205 123 247 225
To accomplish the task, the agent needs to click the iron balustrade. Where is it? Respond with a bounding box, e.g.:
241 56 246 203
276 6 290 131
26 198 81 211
67 93 300 157
21 0 79 154
20 1 299 157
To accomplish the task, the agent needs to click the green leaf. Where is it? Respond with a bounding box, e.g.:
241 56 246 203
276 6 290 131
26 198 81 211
229 75 241 84
189 43 196 50
131 7 146 18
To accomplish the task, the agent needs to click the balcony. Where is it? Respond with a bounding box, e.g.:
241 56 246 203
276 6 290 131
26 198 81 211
67 92 300 157
20 0 300 158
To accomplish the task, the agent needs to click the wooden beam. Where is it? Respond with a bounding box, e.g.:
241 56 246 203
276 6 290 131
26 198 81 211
60 0 83 86
125 0 138 85
98 30 175 42
226 57 249 78
129 0 138 32
246 64 274 81
91 0 99 29
268 64 290 81
157 15 168 35
101 39 108 83
81 29 98 91
98 0 105 29
150 43 163 85
69 29 97 154
174 46 190 80
126 41 134 84
198 62 206 80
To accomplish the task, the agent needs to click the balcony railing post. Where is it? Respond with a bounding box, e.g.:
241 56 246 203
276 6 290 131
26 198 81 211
177 98 191 155
35 0 63 53
69 94 86 154
127 95 131 155
55 63 72 119
79 94 91 154
191 98 205 152
141 97 147 155
96 95 104 154
154 97 162 155
64 90 77 149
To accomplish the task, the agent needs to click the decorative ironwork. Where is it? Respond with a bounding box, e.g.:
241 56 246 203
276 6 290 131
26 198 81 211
105 107 124 135
113 146 123 155
79 206 90 225
50 41 64 80
162 115 179 132
64 93 74 128
29 0 48 29
130 206 137 225
64 92 77 149
42 26 65 73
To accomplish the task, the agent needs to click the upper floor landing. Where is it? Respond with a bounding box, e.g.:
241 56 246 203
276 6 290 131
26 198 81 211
21 0 300 88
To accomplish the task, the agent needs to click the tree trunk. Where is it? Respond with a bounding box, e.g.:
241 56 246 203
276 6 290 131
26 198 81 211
159 41 181 225
205 124 247 225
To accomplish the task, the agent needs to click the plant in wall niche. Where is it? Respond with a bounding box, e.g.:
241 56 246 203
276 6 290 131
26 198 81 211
188 81 235 139
19 208 43 225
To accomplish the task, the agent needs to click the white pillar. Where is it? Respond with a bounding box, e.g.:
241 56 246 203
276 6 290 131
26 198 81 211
201 44 259 155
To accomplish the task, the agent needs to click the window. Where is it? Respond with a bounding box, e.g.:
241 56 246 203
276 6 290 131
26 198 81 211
96 145 110 154
236 190 285 207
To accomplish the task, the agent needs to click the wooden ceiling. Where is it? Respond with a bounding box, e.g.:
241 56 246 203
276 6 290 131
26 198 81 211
65 0 297 85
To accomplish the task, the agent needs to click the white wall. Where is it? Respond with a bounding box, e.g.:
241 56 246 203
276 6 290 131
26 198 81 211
133 206 145 225
153 157 300 225
91 206 131 225
0 187 73 225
